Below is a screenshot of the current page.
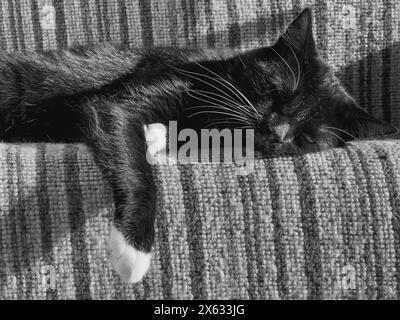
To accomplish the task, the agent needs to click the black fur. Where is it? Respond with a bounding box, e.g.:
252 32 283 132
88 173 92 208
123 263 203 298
0 8 396 252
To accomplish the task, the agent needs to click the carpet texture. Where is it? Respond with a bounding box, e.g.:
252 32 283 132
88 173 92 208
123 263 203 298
0 0 400 300
0 0 399 128
1 141 400 299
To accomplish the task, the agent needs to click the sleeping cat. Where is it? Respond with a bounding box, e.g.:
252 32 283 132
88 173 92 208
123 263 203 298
0 8 396 283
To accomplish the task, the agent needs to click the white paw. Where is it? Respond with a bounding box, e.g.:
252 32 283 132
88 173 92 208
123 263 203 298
144 123 167 164
110 226 151 283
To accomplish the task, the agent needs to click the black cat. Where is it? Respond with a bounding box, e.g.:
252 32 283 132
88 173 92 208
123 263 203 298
0 9 396 283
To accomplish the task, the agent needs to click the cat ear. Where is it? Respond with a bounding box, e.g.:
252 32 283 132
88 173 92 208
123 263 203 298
278 8 317 58
348 108 399 138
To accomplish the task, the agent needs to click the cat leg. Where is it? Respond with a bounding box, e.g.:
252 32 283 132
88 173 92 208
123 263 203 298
109 123 167 282
86 111 157 283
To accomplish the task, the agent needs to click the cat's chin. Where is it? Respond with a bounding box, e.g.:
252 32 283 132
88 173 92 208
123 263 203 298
109 225 151 283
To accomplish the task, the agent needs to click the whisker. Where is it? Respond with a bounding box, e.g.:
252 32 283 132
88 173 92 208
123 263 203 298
188 109 253 123
285 42 301 91
170 64 245 107
188 109 253 125
270 47 297 93
265 88 280 94
191 61 248 105
168 62 262 120
185 102 254 122
320 128 349 146
188 89 256 119
189 89 242 110
175 67 261 120
205 120 251 128
236 55 247 69
323 126 358 141
189 90 256 120
192 61 262 118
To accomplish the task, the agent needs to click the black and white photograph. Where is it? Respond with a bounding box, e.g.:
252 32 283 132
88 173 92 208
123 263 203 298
0 0 399 306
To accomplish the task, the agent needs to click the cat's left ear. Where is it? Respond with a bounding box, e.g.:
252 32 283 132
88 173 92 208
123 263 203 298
278 8 317 58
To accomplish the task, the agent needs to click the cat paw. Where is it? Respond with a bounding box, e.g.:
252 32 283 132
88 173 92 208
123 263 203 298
110 225 151 283
144 123 167 164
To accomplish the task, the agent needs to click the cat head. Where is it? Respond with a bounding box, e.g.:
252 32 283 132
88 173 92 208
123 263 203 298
244 8 398 154
185 8 398 155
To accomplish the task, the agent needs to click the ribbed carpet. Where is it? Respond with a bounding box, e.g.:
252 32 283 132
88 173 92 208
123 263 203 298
0 0 400 299
1 0 399 128
1 141 400 299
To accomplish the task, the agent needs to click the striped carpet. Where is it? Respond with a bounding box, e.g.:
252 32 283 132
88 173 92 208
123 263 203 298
0 0 400 299
1 141 400 299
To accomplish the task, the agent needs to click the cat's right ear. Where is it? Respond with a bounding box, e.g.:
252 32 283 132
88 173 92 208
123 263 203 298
278 8 317 59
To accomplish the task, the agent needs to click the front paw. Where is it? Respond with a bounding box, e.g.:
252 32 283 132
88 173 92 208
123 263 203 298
110 226 151 283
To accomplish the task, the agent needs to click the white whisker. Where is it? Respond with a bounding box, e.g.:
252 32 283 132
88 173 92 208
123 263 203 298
236 54 247 69
189 89 241 110
170 64 245 107
188 109 253 125
185 102 254 122
206 120 251 128
320 128 349 146
270 47 297 93
285 43 301 90
188 109 253 123
188 89 256 119
191 61 248 105
192 61 262 118
168 62 262 121
323 126 358 141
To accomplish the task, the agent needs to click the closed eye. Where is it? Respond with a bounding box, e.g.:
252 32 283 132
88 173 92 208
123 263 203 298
302 132 316 144
282 100 304 116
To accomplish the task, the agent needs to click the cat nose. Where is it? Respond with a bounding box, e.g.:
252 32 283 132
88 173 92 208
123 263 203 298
270 123 292 143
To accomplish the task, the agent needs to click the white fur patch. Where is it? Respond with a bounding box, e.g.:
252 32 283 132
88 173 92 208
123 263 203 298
144 123 167 164
273 123 290 141
110 226 151 283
